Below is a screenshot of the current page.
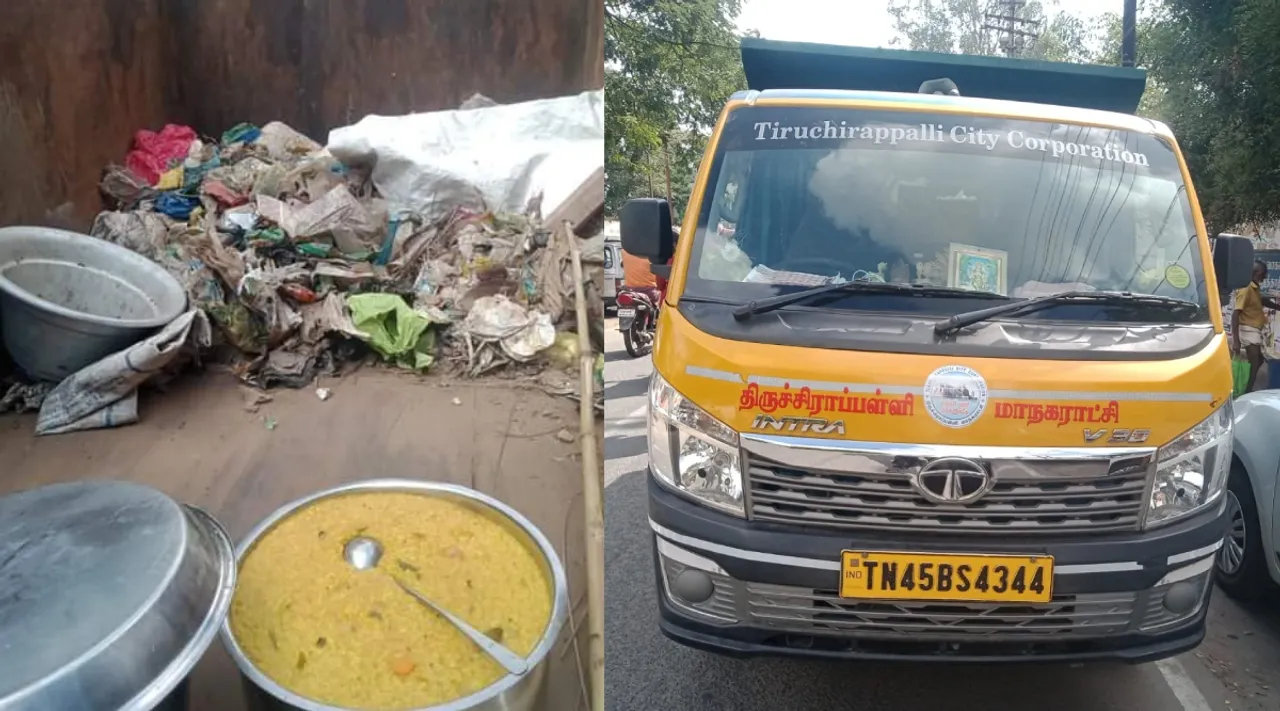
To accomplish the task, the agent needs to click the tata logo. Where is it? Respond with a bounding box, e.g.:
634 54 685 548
913 457 992 505
751 414 846 435
1084 428 1151 444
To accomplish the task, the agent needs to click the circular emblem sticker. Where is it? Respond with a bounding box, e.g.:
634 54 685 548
923 365 989 428
1164 264 1191 289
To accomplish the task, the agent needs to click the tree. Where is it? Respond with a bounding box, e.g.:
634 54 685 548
1033 10 1092 63
604 0 747 217
1125 0 1280 234
1087 11 1172 121
886 0 1093 62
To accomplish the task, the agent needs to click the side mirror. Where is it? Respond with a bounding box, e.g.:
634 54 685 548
620 198 674 265
1213 234 1255 291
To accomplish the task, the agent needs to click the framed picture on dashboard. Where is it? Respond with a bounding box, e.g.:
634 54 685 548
948 243 1008 296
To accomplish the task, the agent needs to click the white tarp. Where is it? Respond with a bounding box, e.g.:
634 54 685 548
327 90 604 223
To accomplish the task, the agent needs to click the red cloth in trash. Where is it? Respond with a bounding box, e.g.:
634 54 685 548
125 124 197 186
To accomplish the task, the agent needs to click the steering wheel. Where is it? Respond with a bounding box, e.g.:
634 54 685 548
772 256 856 278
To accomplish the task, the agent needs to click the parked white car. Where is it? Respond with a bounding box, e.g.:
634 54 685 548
1216 391 1280 598
603 220 622 313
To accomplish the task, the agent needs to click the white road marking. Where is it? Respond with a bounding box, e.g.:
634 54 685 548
1156 657 1215 711
605 453 647 487
604 321 653 491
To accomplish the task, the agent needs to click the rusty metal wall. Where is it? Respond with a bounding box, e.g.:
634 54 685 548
166 0 605 141
0 0 604 228
0 0 176 229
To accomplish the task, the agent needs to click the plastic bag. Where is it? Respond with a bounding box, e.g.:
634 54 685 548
125 124 197 185
1232 357 1252 398
347 293 435 370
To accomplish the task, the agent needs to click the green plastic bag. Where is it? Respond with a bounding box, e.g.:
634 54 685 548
1232 356 1252 398
346 293 436 371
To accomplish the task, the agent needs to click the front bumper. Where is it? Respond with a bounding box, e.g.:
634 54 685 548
649 474 1226 663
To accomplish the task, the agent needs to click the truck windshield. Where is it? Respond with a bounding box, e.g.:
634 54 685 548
687 105 1209 322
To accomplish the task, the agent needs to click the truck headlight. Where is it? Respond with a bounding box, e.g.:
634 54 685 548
1144 401 1233 528
648 370 744 516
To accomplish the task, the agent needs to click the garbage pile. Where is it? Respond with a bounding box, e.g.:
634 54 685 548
87 120 604 392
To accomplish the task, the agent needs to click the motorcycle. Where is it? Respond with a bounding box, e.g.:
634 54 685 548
616 286 659 357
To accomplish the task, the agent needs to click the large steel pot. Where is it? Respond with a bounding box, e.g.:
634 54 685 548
0 481 237 711
0 225 187 381
219 479 571 711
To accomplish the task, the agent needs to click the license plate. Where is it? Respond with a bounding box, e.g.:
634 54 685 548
840 550 1053 604
617 308 636 319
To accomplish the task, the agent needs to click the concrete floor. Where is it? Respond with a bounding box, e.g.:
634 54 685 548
0 368 595 711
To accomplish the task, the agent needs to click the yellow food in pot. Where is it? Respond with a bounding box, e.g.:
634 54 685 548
230 492 552 710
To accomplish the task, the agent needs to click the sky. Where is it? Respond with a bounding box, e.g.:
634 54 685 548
736 0 1123 49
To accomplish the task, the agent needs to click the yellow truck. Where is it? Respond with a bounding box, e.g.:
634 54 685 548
619 38 1256 663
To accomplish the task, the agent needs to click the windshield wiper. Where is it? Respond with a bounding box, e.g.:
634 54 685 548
732 281 1006 321
933 290 1201 336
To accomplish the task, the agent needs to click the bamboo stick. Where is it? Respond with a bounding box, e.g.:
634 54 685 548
563 219 604 711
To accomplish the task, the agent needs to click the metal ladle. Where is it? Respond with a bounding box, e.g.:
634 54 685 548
343 535 529 676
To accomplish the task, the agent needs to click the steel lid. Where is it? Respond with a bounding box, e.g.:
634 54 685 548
0 481 236 711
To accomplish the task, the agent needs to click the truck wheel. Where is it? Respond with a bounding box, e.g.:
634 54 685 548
1214 463 1273 600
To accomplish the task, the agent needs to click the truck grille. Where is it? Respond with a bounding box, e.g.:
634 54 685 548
743 439 1154 535
747 584 1137 639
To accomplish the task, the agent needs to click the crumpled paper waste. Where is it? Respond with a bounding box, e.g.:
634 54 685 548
34 310 211 435
459 294 556 362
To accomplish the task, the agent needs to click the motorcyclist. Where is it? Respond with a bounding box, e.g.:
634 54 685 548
622 226 675 306
622 247 663 307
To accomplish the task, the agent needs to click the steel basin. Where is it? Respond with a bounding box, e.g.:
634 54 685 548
0 225 187 381
219 479 571 711
0 481 237 711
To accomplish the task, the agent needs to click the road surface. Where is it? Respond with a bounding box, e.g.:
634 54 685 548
602 319 1280 711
